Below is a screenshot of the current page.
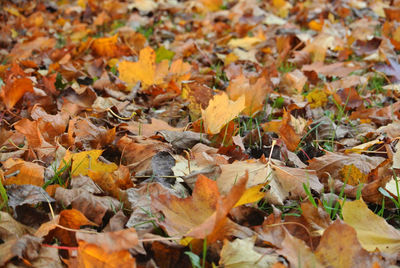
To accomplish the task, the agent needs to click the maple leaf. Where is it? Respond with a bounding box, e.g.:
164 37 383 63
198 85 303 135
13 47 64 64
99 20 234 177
60 150 118 177
91 35 121 58
226 74 270 116
151 173 247 240
118 46 168 90
201 92 245 134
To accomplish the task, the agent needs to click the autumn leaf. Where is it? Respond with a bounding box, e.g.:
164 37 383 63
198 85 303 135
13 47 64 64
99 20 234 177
226 74 270 116
151 173 247 239
91 35 120 58
3 159 44 186
60 150 118 177
342 199 400 255
118 46 167 90
201 92 245 134
219 237 279 267
76 228 138 268
314 220 386 268
307 151 385 181
261 110 302 151
0 77 33 109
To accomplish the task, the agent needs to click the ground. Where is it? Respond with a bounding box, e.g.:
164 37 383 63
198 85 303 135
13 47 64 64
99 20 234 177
1 0 400 267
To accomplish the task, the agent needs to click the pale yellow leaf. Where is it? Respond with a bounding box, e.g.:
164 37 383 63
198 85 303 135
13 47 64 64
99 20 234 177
342 199 400 254
201 92 245 134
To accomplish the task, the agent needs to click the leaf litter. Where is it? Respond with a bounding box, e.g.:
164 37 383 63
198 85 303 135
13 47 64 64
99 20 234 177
2 0 400 267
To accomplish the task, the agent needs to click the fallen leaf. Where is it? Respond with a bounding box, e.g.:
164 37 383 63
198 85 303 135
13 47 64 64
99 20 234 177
219 237 279 268
342 198 400 255
0 77 33 109
54 187 121 225
315 220 387 268
77 241 136 268
14 118 52 149
76 228 138 253
91 35 121 58
3 160 44 186
276 230 320 268
226 75 270 116
307 151 385 181
6 184 54 210
60 150 118 177
0 235 42 267
118 46 168 90
201 92 245 134
0 212 35 241
117 135 171 173
121 118 184 137
51 209 98 246
151 173 247 240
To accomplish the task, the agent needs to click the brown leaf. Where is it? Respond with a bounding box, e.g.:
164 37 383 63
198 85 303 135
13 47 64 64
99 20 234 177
226 74 270 115
0 235 42 267
3 160 44 186
307 151 385 182
121 118 184 137
14 119 52 149
54 187 121 225
0 211 35 242
76 228 138 253
117 135 171 172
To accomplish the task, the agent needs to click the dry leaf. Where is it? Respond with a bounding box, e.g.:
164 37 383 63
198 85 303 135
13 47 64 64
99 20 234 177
201 92 245 134
219 237 279 268
60 150 118 177
342 199 400 255
227 75 270 116
118 46 167 90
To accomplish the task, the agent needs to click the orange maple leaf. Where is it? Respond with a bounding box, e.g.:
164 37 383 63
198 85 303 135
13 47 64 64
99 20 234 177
151 173 248 242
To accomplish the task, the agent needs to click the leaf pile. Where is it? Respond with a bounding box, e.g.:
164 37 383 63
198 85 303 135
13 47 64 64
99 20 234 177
2 0 400 267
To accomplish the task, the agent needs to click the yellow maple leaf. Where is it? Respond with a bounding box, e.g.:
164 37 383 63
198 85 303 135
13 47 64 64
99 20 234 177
201 92 245 134
118 47 168 90
61 150 118 177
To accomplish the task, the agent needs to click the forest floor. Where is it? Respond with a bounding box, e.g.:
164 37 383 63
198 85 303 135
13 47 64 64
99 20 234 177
1 0 400 267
